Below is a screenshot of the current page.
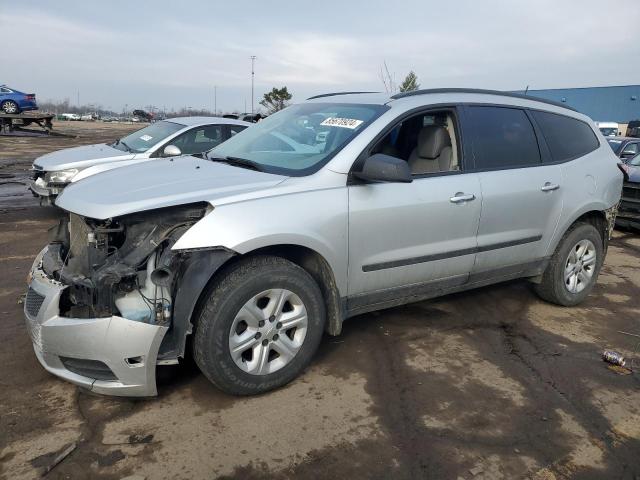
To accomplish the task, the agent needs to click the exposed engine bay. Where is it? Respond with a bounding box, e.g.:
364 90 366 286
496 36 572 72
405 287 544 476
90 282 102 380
40 202 234 359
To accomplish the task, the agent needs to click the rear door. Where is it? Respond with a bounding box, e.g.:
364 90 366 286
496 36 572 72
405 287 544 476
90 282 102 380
462 105 564 276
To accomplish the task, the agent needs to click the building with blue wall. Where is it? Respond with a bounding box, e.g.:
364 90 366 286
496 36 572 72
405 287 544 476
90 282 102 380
513 85 640 123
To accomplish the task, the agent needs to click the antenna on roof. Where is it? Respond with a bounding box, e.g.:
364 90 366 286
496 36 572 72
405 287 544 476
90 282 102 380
524 85 529 95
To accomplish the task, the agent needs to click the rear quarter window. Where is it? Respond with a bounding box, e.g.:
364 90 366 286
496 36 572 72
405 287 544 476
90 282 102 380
531 111 600 162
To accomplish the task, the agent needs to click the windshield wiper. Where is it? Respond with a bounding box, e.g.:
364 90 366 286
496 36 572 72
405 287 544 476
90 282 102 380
119 140 132 152
208 155 263 172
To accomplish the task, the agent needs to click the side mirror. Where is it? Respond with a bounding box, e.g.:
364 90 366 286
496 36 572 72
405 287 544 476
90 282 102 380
162 145 182 157
353 153 413 183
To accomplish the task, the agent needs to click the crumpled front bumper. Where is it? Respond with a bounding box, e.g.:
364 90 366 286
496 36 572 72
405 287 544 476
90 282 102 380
24 248 168 397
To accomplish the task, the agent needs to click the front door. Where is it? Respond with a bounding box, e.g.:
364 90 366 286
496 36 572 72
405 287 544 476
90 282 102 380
347 173 482 300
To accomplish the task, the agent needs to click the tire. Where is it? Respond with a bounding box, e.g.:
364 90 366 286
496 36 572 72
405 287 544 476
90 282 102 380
1 100 19 114
535 223 604 306
193 255 326 395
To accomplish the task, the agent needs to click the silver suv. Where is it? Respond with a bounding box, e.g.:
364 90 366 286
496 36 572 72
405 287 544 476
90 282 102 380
24 89 622 396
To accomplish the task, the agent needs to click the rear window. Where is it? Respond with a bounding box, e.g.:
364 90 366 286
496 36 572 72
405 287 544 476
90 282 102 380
531 111 600 162
466 106 541 169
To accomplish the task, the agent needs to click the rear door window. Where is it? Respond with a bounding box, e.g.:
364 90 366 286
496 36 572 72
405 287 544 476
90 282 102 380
466 106 541 169
531 111 599 162
228 124 247 137
622 142 639 156
172 125 225 155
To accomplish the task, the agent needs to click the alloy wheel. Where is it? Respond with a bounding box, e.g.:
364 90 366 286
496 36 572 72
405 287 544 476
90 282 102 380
2 101 17 114
228 289 308 375
564 239 596 294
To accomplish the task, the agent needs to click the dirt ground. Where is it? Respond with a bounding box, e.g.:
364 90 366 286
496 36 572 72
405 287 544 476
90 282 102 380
1 123 639 480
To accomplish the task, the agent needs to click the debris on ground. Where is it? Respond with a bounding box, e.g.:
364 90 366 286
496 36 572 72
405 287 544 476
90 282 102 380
469 465 484 476
603 349 626 367
40 442 76 476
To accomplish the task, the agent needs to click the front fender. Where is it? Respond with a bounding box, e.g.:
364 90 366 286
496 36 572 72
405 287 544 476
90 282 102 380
172 189 349 294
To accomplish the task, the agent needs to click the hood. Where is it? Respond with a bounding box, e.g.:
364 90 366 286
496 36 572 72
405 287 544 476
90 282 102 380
33 143 135 170
55 156 287 219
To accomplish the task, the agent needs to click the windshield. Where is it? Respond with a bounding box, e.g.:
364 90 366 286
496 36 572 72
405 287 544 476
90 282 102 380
607 138 623 154
112 121 184 153
208 102 388 175
599 127 618 137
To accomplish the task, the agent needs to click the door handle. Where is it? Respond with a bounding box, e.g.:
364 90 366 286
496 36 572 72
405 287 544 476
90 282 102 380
541 182 560 192
450 193 476 203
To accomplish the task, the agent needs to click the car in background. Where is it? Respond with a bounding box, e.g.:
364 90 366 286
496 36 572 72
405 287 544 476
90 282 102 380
596 121 620 137
606 137 640 162
239 113 267 123
133 109 153 122
626 120 640 138
617 153 640 229
0 85 37 114
60 113 81 121
30 117 250 204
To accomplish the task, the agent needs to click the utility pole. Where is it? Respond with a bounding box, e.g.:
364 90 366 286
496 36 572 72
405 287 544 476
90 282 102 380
77 90 80 107
250 55 256 114
214 85 217 115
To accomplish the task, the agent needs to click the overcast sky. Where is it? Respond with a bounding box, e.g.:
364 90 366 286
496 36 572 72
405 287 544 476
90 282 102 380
2 0 639 113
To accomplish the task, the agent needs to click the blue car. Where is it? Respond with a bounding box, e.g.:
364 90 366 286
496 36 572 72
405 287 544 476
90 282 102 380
0 85 37 114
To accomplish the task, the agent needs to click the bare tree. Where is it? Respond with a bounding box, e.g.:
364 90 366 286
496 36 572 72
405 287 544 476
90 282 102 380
379 61 397 94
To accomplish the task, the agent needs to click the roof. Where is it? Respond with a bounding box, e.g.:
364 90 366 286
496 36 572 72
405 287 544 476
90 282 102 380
305 88 578 113
512 85 640 123
165 116 251 127
607 137 637 142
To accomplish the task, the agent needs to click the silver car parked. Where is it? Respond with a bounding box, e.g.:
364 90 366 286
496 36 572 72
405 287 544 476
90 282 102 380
30 117 250 204
25 89 622 396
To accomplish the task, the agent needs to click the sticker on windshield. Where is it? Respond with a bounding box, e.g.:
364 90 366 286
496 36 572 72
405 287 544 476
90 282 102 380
320 117 364 129
140 134 153 142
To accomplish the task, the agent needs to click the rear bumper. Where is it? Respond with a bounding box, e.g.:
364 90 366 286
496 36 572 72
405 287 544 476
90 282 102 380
24 248 168 397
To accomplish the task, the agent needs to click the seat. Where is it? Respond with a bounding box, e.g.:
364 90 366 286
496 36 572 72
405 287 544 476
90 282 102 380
408 126 452 174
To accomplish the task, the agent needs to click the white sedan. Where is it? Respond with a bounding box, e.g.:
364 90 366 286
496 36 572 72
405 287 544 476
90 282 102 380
30 117 250 205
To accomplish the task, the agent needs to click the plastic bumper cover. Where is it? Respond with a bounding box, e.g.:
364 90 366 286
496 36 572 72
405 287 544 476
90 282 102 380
24 248 168 397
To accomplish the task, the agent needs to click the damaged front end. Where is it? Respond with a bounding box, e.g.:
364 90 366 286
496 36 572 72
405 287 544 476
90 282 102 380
25 202 234 396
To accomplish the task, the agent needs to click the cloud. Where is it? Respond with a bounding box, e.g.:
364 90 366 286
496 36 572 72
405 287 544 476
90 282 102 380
1 0 639 111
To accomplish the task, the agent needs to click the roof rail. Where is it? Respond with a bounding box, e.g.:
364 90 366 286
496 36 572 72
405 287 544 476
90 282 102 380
390 88 577 112
306 91 379 100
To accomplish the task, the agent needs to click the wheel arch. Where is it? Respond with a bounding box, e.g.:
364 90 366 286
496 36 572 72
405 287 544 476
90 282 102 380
223 244 344 337
549 207 610 257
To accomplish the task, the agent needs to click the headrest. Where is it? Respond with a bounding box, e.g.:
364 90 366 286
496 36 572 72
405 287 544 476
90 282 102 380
417 125 452 159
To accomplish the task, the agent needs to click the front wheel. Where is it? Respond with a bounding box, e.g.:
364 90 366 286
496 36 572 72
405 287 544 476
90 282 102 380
193 255 326 395
535 223 604 306
1 100 19 114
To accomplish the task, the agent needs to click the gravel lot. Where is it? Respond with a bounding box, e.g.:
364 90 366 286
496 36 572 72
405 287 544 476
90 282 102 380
1 122 639 479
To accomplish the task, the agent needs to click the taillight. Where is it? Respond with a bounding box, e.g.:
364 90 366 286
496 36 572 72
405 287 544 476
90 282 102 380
25 94 35 101
618 162 629 181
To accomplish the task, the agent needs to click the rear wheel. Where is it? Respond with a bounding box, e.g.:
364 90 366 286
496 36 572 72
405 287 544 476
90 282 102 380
535 223 603 306
193 255 326 395
1 100 19 114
